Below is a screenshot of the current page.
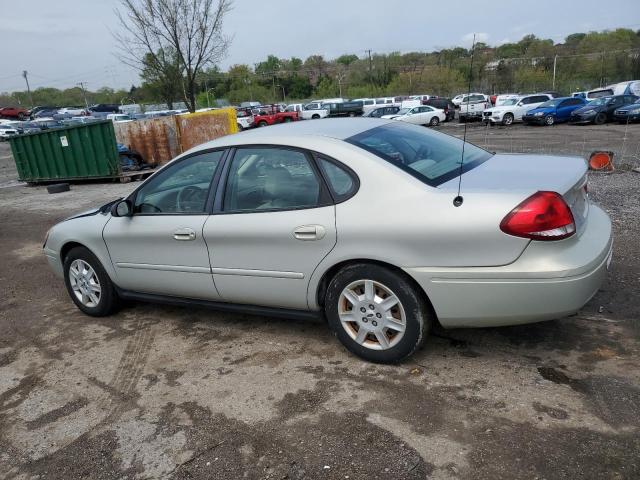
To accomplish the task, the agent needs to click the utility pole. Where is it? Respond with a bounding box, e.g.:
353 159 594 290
552 55 558 90
22 70 34 108
365 49 373 96
77 82 89 108
276 84 285 102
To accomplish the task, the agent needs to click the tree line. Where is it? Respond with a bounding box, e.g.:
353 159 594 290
2 28 639 110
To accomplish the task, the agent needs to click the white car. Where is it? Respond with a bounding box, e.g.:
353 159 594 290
0 125 19 140
58 107 87 116
458 94 491 122
236 112 255 130
482 94 552 125
300 103 329 120
382 105 446 126
494 94 520 106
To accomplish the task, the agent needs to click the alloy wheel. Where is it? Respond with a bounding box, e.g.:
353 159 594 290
337 279 406 351
69 259 101 308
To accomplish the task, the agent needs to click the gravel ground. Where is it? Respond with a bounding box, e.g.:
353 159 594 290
0 121 639 480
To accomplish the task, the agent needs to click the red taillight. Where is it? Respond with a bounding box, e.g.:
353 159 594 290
500 191 576 241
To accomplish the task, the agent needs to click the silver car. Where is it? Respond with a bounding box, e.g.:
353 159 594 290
44 119 613 363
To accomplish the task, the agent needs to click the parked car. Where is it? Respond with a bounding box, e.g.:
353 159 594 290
33 109 61 119
482 94 552 126
253 104 299 127
0 125 19 140
523 97 587 125
424 98 456 121
409 94 432 104
458 94 491 122
287 103 330 120
381 105 446 126
569 95 639 125
240 101 261 108
235 109 255 130
493 94 520 106
613 98 640 123
28 106 60 118
2 120 42 134
107 113 133 123
571 88 614 101
58 107 88 117
88 104 121 114
0 106 29 120
43 118 612 363
362 106 400 118
323 101 364 117
451 94 465 106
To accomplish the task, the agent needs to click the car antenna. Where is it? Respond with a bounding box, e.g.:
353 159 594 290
454 34 476 208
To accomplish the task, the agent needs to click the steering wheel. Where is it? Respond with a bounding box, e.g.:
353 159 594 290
176 185 204 211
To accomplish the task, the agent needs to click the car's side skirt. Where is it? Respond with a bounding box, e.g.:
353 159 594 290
115 287 323 322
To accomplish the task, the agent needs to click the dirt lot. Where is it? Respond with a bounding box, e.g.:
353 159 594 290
1 122 639 480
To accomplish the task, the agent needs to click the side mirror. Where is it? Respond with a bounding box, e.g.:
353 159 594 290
517 102 524 106
111 200 132 217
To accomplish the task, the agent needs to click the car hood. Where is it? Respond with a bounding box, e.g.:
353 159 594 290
573 105 603 114
525 106 553 115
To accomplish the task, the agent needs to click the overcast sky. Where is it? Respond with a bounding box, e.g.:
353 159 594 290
0 0 638 92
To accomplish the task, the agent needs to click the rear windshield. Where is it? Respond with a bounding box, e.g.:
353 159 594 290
347 123 492 186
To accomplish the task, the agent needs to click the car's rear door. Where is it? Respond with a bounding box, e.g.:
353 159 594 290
103 150 226 300
203 146 337 310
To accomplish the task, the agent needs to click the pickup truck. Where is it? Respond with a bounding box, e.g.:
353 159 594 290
286 103 329 120
323 101 363 117
252 104 299 127
0 107 29 120
458 94 491 122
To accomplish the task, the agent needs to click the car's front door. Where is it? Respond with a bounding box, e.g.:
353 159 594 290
203 146 337 310
103 150 226 300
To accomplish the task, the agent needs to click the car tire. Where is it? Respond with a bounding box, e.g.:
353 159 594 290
348 112 356 117
258 121 268 127
283 117 292 123
594 113 606 125
324 263 431 363
312 114 320 120
237 123 244 131
429 116 440 126
63 246 120 317
502 113 514 126
544 115 555 126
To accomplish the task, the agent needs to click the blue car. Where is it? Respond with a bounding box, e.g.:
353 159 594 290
522 97 587 126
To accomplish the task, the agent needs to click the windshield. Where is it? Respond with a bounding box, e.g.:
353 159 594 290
397 108 410 115
587 97 611 106
347 123 493 187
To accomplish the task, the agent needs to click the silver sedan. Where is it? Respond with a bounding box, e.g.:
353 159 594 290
43 118 613 363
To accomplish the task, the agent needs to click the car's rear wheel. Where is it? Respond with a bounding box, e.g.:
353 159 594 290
63 246 119 317
502 113 514 125
324 264 431 363
312 114 320 119
594 113 607 125
258 121 268 127
429 116 440 126
544 115 555 126
283 117 292 123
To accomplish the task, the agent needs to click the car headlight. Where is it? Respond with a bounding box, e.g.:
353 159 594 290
582 109 595 115
534 112 544 116
629 106 640 113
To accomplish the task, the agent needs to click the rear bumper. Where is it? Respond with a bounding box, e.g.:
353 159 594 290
404 204 613 328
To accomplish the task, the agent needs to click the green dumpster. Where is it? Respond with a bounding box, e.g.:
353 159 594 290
8 121 121 182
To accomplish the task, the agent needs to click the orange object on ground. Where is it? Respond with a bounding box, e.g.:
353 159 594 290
589 151 614 171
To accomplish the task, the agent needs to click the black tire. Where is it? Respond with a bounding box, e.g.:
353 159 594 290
312 114 320 119
258 121 268 127
237 123 244 131
429 116 440 126
283 117 292 123
47 183 70 194
544 115 555 126
63 246 120 317
348 112 356 117
324 263 431 363
594 113 606 125
502 113 514 126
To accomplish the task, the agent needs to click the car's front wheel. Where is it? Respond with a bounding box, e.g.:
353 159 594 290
594 113 607 125
544 115 555 126
324 264 431 363
502 113 514 125
63 246 119 317
429 116 440 126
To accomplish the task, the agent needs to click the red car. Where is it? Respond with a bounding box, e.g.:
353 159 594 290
252 104 299 127
0 107 29 120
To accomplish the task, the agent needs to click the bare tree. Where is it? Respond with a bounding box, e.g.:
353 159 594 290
115 0 233 112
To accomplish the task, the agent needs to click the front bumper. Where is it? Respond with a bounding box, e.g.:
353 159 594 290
569 113 596 124
614 112 640 122
522 115 546 125
404 204 612 328
44 247 64 278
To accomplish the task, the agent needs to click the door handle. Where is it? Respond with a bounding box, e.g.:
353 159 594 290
173 228 196 241
293 225 326 241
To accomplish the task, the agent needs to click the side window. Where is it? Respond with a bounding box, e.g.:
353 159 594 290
318 157 356 199
134 150 224 214
223 148 321 212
